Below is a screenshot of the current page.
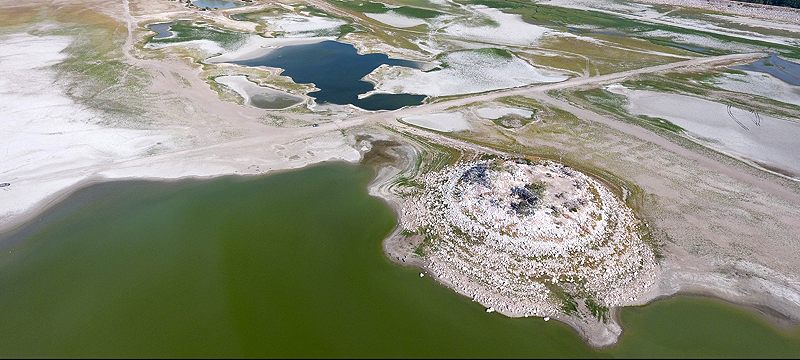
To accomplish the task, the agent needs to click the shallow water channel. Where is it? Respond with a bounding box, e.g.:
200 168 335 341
1 163 799 357
735 54 800 86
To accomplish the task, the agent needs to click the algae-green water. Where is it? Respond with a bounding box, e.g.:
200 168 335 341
1 163 799 357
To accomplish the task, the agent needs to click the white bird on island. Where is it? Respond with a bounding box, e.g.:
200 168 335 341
486 307 495 313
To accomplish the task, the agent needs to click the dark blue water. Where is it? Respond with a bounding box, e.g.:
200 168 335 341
147 22 174 40
736 54 800 86
231 40 426 111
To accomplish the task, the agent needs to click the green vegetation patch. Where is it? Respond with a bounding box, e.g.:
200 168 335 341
622 74 711 96
474 47 514 59
645 38 724 56
329 0 442 18
294 3 338 17
585 297 609 322
414 230 438 257
337 23 359 36
148 20 246 49
395 176 424 189
34 21 150 121
636 115 685 133
394 6 441 18
230 8 288 22
544 282 579 315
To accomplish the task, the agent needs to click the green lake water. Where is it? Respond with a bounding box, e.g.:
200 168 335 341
1 162 799 357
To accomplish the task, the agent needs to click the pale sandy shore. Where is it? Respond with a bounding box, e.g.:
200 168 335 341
0 29 360 235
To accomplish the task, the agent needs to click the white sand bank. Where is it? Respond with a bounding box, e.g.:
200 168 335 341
714 71 800 106
608 84 800 178
215 75 302 108
365 11 427 28
442 5 549 46
266 13 346 36
368 50 568 97
207 35 332 63
476 106 533 120
146 38 227 56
